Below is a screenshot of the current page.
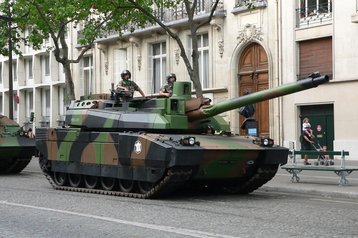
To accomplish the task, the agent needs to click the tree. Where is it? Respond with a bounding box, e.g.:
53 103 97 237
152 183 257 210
125 0 220 98
0 0 27 119
13 0 147 100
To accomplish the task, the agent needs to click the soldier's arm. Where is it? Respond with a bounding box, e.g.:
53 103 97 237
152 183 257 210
159 85 170 97
138 88 145 97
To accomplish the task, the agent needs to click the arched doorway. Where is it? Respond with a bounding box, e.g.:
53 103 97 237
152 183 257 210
238 43 269 137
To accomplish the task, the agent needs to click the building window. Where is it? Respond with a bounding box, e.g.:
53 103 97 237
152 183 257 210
197 33 209 88
114 48 127 83
297 0 332 27
25 59 33 80
41 55 50 77
45 89 50 116
25 27 33 52
25 91 34 119
40 89 51 127
0 63 2 84
196 0 206 13
152 42 166 93
12 61 17 82
81 55 93 96
44 55 50 76
58 87 67 113
298 37 332 79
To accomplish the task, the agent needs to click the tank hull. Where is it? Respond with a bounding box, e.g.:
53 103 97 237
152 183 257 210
0 136 36 174
36 127 288 198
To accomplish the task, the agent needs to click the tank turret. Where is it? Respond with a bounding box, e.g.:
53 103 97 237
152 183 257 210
0 115 36 174
36 72 329 198
63 73 329 134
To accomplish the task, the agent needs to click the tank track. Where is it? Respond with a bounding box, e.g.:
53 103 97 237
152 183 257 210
223 164 279 194
39 158 192 199
0 157 32 174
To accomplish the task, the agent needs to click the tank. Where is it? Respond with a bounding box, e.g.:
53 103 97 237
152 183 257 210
0 115 36 174
36 73 329 198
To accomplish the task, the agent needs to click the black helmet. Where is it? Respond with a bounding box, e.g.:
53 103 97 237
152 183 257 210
121 70 131 79
166 73 176 82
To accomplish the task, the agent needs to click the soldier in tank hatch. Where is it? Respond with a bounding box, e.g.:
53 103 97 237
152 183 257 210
159 73 176 97
116 70 145 98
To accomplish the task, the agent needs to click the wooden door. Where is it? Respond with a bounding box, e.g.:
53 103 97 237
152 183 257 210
238 43 269 136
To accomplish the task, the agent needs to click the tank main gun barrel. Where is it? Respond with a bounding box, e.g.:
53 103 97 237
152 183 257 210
186 74 330 122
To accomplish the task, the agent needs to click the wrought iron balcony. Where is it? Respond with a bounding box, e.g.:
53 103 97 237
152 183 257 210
92 0 224 44
232 0 267 14
296 1 332 28
234 0 267 8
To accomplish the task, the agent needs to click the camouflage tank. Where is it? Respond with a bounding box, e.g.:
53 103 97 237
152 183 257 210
0 115 36 174
36 73 329 198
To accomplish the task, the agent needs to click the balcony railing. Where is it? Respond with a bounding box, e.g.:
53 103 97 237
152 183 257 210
235 0 267 8
92 0 218 44
296 2 332 28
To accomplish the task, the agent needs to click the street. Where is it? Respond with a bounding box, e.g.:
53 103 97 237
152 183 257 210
0 158 358 238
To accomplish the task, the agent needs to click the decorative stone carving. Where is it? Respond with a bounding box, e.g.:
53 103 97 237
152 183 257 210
237 24 263 45
218 40 224 58
137 55 142 71
217 0 224 10
129 37 142 71
174 48 180 65
210 18 224 58
104 61 108 75
210 18 223 31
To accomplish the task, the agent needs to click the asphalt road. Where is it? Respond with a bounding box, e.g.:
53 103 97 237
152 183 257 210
0 158 358 238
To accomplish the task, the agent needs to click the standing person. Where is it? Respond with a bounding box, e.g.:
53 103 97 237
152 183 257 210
159 73 176 97
116 70 145 99
301 124 315 165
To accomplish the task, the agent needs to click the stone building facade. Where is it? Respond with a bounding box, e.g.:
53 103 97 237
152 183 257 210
281 0 358 159
1 0 357 158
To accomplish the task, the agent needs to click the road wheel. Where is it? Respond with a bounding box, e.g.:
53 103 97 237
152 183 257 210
119 179 134 193
101 177 117 191
84 175 99 189
53 172 68 186
138 181 155 194
68 174 83 188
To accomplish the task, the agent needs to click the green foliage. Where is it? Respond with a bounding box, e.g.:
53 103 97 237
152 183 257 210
0 0 26 57
6 0 152 99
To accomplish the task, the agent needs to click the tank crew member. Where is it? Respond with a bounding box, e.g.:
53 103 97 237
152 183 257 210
159 73 176 97
116 70 145 98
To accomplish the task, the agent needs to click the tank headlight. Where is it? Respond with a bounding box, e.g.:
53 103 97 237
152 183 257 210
253 137 274 147
180 136 197 146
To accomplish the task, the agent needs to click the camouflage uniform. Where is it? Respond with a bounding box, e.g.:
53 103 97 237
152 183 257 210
117 80 141 98
160 83 174 97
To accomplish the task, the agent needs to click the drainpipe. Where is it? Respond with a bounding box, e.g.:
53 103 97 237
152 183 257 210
277 0 284 146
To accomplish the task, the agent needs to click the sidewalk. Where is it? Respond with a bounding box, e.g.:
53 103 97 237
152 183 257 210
260 159 358 199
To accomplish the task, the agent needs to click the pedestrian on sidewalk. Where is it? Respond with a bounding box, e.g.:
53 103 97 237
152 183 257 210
301 123 315 165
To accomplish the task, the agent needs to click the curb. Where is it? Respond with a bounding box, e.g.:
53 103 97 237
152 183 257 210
259 185 358 199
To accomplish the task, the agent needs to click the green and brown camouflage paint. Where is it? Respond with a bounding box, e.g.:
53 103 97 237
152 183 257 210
0 115 36 174
36 73 329 197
